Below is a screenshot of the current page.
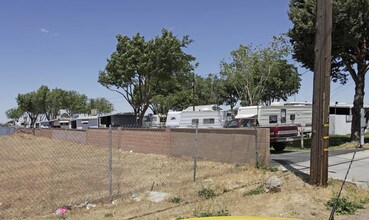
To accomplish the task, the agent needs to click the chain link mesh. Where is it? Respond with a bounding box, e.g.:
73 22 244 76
0 127 259 219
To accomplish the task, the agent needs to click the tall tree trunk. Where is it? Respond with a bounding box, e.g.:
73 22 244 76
351 69 365 140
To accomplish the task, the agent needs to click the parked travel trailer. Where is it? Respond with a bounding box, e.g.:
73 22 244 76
236 102 312 135
70 116 99 130
48 118 71 129
142 114 166 128
166 105 234 128
165 111 182 128
178 110 232 128
329 103 369 135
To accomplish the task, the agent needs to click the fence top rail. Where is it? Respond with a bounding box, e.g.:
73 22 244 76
169 127 263 135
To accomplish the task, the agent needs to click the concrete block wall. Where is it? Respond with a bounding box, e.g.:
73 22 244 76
26 127 270 166
52 129 87 145
256 128 271 167
34 129 52 139
170 128 269 165
118 129 171 155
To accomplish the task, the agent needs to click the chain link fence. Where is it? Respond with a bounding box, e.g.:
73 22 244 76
0 125 267 219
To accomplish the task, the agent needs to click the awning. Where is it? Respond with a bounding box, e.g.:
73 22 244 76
235 114 256 119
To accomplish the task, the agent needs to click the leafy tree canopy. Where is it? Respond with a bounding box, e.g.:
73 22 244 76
5 107 23 121
99 28 196 124
220 36 301 106
288 0 369 138
87 97 114 115
13 85 114 126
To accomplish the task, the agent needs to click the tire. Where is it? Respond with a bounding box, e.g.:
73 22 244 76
273 142 287 152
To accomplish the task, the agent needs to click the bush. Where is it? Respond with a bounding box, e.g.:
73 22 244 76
256 161 279 172
326 196 364 215
170 196 182 204
197 188 216 199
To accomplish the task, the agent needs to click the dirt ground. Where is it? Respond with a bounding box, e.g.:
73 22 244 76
35 170 369 220
1 133 369 220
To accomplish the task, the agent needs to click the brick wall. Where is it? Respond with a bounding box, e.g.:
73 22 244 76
85 128 171 155
52 129 87 144
34 129 52 138
25 127 269 166
170 128 269 165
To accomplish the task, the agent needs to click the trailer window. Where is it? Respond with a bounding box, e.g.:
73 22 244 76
269 115 278 123
192 119 199 125
281 109 286 123
330 107 351 115
203 118 215 124
290 114 296 121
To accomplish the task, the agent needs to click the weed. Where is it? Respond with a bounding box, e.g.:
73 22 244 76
197 188 216 199
170 196 182 204
326 196 364 215
193 209 230 217
267 166 279 172
243 184 265 196
256 161 279 172
104 212 114 217
235 163 241 168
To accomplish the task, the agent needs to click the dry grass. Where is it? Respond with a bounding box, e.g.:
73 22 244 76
0 133 236 219
58 170 369 220
1 133 369 220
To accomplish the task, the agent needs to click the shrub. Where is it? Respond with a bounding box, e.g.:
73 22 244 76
197 188 216 199
326 196 364 215
170 196 182 204
256 161 279 172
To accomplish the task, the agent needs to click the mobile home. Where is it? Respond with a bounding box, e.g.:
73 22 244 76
166 105 233 129
70 116 99 130
99 112 137 127
178 110 231 128
165 111 182 128
236 102 312 134
329 103 369 135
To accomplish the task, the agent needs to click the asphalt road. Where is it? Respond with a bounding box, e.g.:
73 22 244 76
271 148 369 188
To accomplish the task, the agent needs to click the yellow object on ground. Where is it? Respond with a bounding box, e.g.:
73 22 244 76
186 217 299 220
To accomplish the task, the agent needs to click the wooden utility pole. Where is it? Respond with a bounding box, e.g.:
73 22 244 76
310 0 332 186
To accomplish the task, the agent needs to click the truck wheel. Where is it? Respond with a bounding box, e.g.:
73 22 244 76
273 143 286 152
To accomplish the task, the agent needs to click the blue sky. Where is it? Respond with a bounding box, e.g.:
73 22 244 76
0 0 364 123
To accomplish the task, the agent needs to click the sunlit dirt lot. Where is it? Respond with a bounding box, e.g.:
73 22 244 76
1 133 369 220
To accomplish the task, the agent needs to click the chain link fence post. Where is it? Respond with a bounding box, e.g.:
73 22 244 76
193 120 199 182
108 125 113 202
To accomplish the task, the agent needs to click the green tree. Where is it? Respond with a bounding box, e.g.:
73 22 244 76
194 74 223 106
151 89 194 114
5 107 23 122
99 28 196 124
17 91 43 127
217 76 239 110
151 74 226 114
36 85 50 120
62 90 88 117
45 88 66 120
288 0 369 139
220 37 300 106
87 98 114 115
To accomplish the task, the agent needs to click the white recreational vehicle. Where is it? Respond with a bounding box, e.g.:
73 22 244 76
329 103 369 135
166 105 234 128
165 111 182 128
236 102 312 134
